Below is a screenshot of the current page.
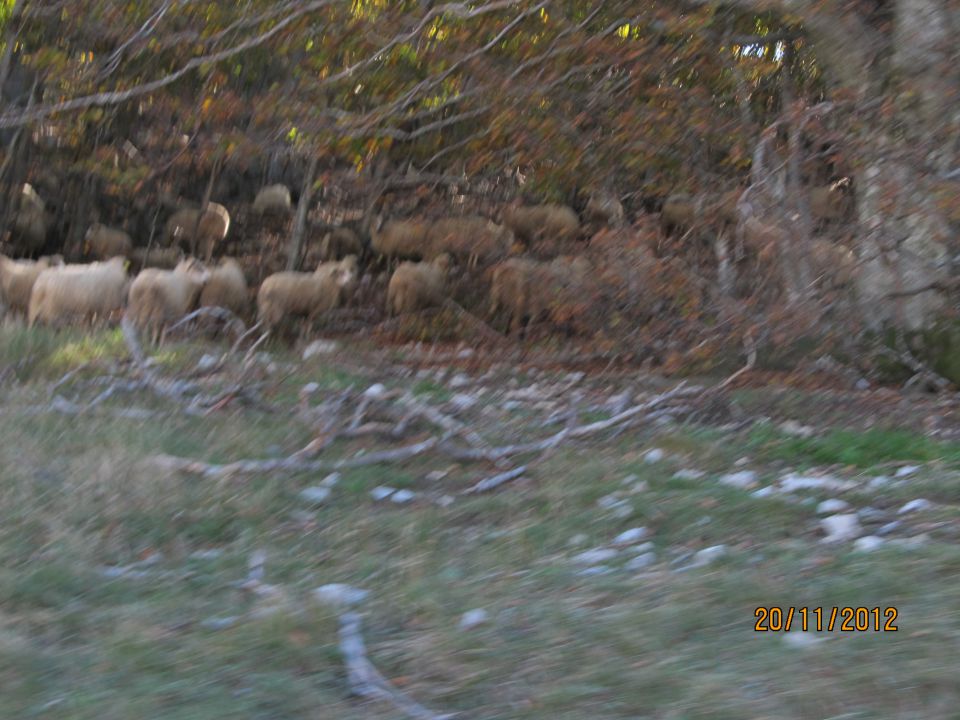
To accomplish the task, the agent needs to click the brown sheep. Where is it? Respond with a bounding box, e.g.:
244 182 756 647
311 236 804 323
501 202 580 245
489 255 592 337
11 184 48 254
426 216 513 267
660 194 698 237
583 190 625 227
489 257 542 336
0 254 63 320
126 258 211 345
28 257 129 328
252 184 292 215
810 239 857 289
199 257 249 316
164 202 230 259
320 227 365 261
386 254 451 316
257 256 357 332
84 223 133 260
809 179 854 227
370 217 430 262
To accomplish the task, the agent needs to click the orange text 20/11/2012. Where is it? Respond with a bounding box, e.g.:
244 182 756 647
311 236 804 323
754 607 899 632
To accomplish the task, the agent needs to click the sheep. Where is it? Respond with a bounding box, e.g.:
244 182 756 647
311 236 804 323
130 246 181 271
583 190 625 227
810 239 857 289
386 254 451 316
489 257 542 336
320 226 365 261
126 258 211 344
84 223 133 260
28 256 129 328
370 217 430 262
501 202 580 245
257 255 358 332
809 178 854 227
163 202 230 259
426 216 513 267
252 184 292 215
0 254 63 320
199 257 249 316
660 194 698 237
11 183 48 254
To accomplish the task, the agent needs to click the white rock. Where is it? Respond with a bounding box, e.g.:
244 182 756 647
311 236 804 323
426 469 449 482
625 552 656 571
612 527 648 546
898 498 932 514
190 549 224 560
629 481 649 494
854 535 885 552
449 393 477 412
692 545 728 566
611 502 633 519
567 533 589 547
457 348 474 359
196 354 219 372
877 520 901 536
572 548 619 565
895 465 920 477
449 373 470 388
300 382 320 397
502 400 522 411
782 632 826 649
780 420 814 438
370 486 396 501
820 513 862 542
320 472 341 488
576 565 613 577
363 383 386 398
621 473 639 486
458 608 489 630
644 448 665 464
719 471 758 489
435 494 455 508
299 486 331 505
302 340 339 360
816 499 851 515
312 584 369 607
597 493 622 510
391 489 416 504
855 378 871 391
734 456 750 467
780 473 855 493
751 486 774 499
673 469 705 480
867 475 891 490
631 542 655 553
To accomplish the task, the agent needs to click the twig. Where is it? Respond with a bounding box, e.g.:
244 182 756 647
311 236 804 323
338 612 455 720
462 465 527 494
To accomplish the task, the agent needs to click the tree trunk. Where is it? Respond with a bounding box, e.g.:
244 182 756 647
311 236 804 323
287 154 319 271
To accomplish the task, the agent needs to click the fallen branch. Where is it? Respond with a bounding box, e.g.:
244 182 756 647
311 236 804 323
462 465 527 494
339 612 455 720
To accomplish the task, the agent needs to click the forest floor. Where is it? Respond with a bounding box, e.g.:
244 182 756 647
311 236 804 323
0 323 958 719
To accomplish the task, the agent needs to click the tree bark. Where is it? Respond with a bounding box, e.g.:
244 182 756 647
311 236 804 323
287 153 319 271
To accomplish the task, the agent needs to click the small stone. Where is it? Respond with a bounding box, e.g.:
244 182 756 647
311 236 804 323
898 498 932 514
265 362 279 375
299 486 331 505
457 348 474 359
502 400 522 411
643 448 665 464
449 373 470 388
458 608 489 630
673 469 705 480
780 473 855 493
320 472 341 488
201 616 241 631
692 545 728 566
312 584 369 607
300 382 320 398
625 552 656 571
391 489 416 504
855 378 871 391
611 502 633 519
877 520 901 536
302 340 339 360
567 533 588 547
854 535 885 552
889 534 929 549
751 486 774 499
820 513 862 542
435 494 455 508
363 383 386 398
621 473 639 486
370 486 396 501
190 549 224 560
426 469 449 482
719 471 758 489
867 475 891 490
196 354 218 372
780 420 814 438
817 499 851 515
576 565 613 577
631 542 655 553
572 548 619 565
857 506 886 523
597 493 622 510
734 456 750 467
449 393 477 412
612 527 648 546
629 481 649 493
782 632 826 649
895 465 920 478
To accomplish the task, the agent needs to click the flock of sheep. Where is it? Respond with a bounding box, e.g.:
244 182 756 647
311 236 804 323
0 176 856 344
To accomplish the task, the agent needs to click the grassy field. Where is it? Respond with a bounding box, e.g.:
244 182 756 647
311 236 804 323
1 325 959 719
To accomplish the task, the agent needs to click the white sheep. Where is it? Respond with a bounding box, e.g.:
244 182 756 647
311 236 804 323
199 257 249 316
164 202 230 259
28 257 129 328
126 258 211 344
257 255 357 332
252 184 293 215
0 254 63 321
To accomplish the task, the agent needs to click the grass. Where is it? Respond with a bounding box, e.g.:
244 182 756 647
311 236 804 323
0 326 959 718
